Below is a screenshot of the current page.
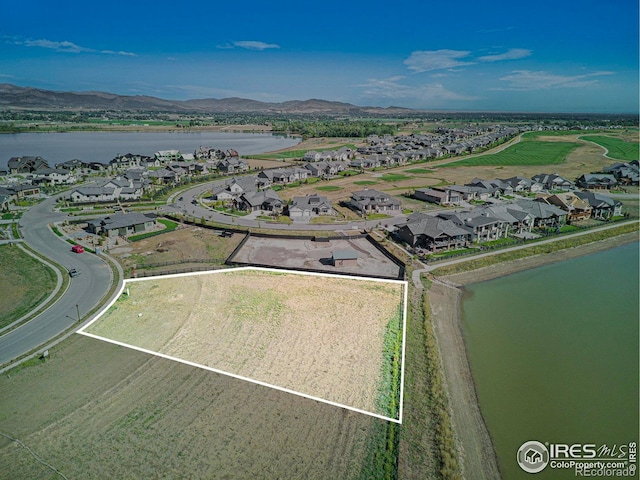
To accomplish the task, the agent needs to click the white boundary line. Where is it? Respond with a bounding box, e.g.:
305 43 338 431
77 266 407 424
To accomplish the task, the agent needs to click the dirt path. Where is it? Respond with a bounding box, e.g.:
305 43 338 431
429 279 501 480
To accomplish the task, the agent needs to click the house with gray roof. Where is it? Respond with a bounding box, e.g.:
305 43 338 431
414 187 462 205
288 194 334 219
531 173 575 191
397 214 472 252
574 191 622 219
239 189 283 213
87 212 156 238
349 189 401 215
514 199 567 228
576 173 618 190
603 161 639 185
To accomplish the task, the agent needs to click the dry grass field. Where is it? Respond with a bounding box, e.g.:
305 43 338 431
110 225 244 277
0 335 383 479
85 269 405 418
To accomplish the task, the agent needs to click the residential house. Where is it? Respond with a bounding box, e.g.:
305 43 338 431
55 158 90 173
576 173 618 190
531 173 575 191
438 211 507 243
148 168 179 185
466 178 514 196
574 191 623 219
216 157 249 175
414 187 461 205
7 156 50 174
211 176 260 202
288 194 334 219
500 176 544 193
537 193 592 222
154 150 182 164
87 212 156 238
603 161 639 185
30 168 76 185
349 189 401 214
303 150 321 162
397 214 472 252
110 153 152 170
239 189 283 213
514 199 567 228
471 204 535 235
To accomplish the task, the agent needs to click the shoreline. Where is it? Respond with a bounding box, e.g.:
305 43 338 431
427 232 638 479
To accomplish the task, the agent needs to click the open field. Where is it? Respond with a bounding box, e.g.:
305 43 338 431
85 269 405 419
230 235 403 279
0 244 57 329
580 134 639 161
109 224 243 277
0 334 386 479
443 133 581 168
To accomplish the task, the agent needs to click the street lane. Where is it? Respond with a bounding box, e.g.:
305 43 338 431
0 195 113 365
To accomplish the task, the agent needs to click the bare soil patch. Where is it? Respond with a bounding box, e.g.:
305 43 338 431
0 335 381 479
86 269 405 418
231 235 402 279
110 224 243 276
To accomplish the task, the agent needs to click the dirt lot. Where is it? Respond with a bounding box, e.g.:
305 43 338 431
109 225 243 276
86 269 405 418
230 236 402 279
0 334 384 479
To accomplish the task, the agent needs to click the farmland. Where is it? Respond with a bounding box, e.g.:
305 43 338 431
0 334 384 479
84 269 406 419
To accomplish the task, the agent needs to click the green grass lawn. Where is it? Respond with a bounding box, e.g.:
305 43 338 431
0 245 58 329
444 134 581 168
315 185 342 192
354 180 379 186
381 173 412 182
128 218 179 242
580 135 639 161
404 168 434 174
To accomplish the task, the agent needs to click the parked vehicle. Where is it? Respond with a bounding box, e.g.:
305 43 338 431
71 244 85 254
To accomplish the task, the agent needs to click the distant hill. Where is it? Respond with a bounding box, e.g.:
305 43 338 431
0 84 412 116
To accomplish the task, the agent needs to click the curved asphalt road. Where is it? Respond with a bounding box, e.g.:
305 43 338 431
0 195 113 366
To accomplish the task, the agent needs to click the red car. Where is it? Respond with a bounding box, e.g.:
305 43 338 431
71 244 85 254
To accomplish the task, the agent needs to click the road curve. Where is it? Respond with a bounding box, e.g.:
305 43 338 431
0 195 114 366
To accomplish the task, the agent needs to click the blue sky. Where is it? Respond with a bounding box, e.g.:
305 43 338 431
1 0 638 113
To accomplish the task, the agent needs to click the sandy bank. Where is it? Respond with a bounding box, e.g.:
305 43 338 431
427 232 638 479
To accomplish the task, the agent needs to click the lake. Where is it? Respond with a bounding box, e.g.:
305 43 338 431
0 131 300 169
461 242 639 479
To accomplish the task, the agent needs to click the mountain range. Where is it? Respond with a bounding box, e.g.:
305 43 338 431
0 84 411 116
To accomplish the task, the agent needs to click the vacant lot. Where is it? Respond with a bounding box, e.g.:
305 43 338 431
0 334 384 479
231 235 403 279
0 244 57 329
85 269 405 418
110 224 243 277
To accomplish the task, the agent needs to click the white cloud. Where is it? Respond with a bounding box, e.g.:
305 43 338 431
359 77 478 103
478 48 532 62
14 37 136 56
404 49 474 73
496 70 615 90
232 41 280 51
